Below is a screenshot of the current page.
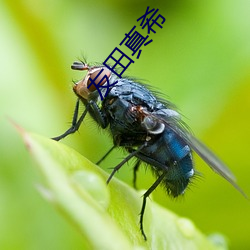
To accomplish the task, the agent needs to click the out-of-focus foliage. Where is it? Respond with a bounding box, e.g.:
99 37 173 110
0 0 249 249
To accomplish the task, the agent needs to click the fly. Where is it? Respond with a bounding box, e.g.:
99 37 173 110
52 60 247 240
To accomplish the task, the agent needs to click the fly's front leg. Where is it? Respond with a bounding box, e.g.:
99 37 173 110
52 99 88 141
52 99 108 141
88 100 107 129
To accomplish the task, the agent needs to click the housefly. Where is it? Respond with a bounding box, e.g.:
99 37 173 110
52 60 246 240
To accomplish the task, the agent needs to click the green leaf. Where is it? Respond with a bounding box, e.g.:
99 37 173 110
19 128 226 250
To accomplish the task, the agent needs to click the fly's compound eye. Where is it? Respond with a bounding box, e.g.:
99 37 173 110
87 67 111 92
72 62 112 100
142 116 165 134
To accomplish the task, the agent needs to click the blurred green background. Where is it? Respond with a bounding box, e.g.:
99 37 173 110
1 0 250 249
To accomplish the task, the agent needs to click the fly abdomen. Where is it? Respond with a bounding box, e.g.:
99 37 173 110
163 129 194 196
166 129 191 161
164 153 193 197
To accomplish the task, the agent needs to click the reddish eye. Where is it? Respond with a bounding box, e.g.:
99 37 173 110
87 68 111 92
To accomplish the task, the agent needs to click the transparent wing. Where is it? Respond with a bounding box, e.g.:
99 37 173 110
148 110 247 198
170 122 247 198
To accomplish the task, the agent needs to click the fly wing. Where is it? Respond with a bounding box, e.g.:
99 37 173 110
150 109 247 198
189 134 236 179
169 122 247 198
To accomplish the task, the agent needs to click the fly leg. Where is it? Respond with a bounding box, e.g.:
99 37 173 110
96 145 116 165
52 99 88 141
140 172 166 240
52 99 107 141
88 100 107 129
107 144 146 184
133 160 141 189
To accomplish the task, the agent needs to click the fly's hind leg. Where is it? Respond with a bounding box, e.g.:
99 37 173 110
140 172 166 240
